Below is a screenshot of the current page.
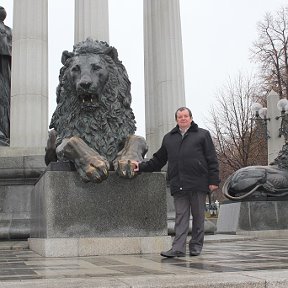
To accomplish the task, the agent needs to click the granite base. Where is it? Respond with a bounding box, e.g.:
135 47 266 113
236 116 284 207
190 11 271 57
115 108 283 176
29 236 172 257
216 200 288 235
30 163 171 256
0 151 45 239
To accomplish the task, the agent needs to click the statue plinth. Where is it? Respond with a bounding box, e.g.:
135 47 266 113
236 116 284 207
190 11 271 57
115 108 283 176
216 200 288 236
0 151 45 239
29 163 171 257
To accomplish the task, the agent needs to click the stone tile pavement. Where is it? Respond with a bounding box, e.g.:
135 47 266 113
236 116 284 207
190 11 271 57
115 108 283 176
0 235 288 287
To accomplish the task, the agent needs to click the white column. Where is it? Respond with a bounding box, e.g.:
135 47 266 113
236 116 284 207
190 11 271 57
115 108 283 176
74 0 109 44
10 0 48 149
143 0 186 156
267 90 285 163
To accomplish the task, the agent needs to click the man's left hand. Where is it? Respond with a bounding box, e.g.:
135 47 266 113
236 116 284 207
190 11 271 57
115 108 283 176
209 185 218 192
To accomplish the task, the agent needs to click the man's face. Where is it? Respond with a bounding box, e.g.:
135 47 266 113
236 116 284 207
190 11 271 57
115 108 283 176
176 109 192 130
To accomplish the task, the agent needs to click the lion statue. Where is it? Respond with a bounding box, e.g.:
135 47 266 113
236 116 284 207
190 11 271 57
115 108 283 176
45 38 148 183
223 143 288 200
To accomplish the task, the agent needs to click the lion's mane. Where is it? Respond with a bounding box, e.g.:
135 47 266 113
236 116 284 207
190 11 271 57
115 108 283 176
49 39 137 163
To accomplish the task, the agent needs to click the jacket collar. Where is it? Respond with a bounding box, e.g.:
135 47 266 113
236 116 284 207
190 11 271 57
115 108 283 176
171 122 198 134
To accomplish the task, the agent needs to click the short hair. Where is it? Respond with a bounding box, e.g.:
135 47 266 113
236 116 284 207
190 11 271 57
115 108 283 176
0 7 7 22
174 107 192 120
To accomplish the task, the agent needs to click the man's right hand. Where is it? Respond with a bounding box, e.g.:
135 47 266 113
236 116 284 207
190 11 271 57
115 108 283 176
130 160 139 172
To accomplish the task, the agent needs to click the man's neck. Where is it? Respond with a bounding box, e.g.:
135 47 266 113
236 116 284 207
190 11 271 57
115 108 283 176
179 126 190 135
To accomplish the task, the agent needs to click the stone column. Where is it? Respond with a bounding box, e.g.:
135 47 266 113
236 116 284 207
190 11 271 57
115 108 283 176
267 90 285 163
143 0 186 156
74 0 109 44
10 0 48 149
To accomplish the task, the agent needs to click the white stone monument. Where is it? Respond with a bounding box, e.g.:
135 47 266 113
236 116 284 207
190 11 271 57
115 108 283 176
0 0 187 243
9 0 48 151
74 0 109 43
144 0 186 156
0 1 47 240
267 90 285 163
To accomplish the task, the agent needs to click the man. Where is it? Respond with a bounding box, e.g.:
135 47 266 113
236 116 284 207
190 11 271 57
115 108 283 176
133 107 220 257
0 6 12 146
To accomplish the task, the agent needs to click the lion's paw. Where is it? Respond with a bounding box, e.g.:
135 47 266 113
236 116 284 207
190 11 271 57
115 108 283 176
116 160 137 179
76 159 109 183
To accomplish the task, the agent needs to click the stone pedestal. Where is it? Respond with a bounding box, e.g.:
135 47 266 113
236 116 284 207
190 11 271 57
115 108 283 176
29 163 171 257
216 200 288 236
0 151 46 239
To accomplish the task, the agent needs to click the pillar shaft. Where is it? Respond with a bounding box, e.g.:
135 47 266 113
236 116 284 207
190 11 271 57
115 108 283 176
144 0 185 156
10 0 48 148
74 0 109 43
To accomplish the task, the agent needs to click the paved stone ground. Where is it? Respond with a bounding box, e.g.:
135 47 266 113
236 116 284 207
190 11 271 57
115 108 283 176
0 235 288 287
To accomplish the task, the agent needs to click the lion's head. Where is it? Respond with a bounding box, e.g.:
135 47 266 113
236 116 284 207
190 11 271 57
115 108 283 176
49 38 137 163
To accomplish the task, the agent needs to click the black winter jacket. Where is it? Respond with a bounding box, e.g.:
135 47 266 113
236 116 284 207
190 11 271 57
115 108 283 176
139 122 220 194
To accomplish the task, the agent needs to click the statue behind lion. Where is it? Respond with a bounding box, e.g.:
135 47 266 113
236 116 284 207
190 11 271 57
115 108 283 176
45 38 148 183
223 143 288 200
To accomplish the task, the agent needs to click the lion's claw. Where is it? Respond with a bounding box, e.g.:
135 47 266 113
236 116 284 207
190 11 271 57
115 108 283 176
116 160 137 179
82 163 109 183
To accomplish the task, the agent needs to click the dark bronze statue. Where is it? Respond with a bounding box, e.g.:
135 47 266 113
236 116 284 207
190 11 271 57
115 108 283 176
223 142 288 201
45 38 148 182
0 6 12 146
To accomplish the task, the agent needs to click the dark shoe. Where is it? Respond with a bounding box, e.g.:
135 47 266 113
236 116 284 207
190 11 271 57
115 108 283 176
160 249 185 258
189 251 201 256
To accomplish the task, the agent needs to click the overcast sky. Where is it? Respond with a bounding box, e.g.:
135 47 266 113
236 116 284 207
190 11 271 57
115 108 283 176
1 0 288 137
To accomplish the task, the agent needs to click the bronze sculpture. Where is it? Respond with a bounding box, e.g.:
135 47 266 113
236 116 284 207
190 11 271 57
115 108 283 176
223 133 288 201
0 6 12 146
45 38 148 183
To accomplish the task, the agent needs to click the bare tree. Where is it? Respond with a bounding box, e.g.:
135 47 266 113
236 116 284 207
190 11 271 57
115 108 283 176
208 73 267 201
251 6 288 98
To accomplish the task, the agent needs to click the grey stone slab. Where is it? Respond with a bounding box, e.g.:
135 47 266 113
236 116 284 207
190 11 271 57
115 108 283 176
28 238 79 257
0 147 45 158
0 156 24 169
0 185 33 239
276 201 288 228
216 202 241 233
31 171 168 238
241 202 278 230
217 201 288 234
204 234 256 243
0 155 45 181
243 270 288 288
0 154 46 240
9 219 30 239
267 281 288 288
45 161 75 172
0 241 28 250
0 274 276 288
0 278 130 288
0 220 10 239
120 274 267 288
0 185 32 212
23 155 46 169
29 236 171 257
2 237 288 287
